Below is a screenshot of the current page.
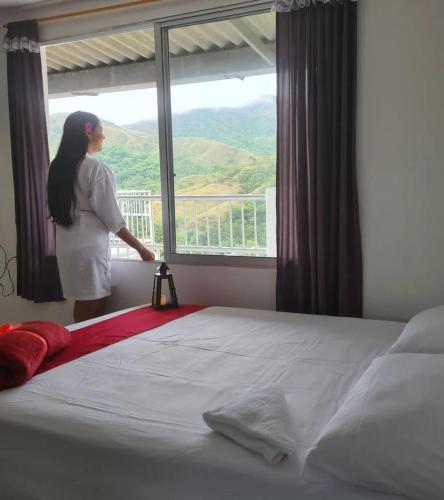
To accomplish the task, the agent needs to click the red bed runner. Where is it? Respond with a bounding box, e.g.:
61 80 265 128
37 305 207 375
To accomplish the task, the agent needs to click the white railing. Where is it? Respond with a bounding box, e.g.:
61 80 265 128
110 188 276 259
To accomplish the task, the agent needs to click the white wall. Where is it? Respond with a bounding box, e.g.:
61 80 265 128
108 261 275 312
357 0 444 320
0 0 443 324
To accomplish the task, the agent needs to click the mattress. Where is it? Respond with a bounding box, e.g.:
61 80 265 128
0 306 408 500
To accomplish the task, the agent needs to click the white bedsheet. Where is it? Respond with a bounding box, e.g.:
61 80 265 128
0 306 408 500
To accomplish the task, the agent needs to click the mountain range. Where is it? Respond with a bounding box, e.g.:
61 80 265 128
48 95 276 196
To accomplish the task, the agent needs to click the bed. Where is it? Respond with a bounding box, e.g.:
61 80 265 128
0 306 409 500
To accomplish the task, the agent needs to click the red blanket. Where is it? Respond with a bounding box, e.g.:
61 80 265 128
37 305 206 374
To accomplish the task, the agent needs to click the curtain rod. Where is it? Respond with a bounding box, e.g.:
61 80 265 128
4 0 162 27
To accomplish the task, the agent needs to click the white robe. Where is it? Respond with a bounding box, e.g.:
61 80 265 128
56 154 126 300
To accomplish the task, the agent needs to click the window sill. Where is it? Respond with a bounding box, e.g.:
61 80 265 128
111 255 276 269
169 254 276 268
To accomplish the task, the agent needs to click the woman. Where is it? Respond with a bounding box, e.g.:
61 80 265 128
47 111 155 323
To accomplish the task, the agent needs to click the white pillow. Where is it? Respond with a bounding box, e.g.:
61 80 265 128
388 304 444 354
304 353 444 500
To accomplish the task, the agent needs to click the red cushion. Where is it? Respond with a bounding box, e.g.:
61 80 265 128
19 321 71 358
0 331 48 390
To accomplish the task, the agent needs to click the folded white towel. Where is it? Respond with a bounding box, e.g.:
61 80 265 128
203 385 296 464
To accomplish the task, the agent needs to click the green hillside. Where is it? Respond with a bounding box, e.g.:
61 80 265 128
48 96 276 196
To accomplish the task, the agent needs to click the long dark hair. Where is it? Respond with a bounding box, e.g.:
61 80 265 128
47 111 99 227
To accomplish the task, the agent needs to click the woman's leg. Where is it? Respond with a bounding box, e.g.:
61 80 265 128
73 298 107 323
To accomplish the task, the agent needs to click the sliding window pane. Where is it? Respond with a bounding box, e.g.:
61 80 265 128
167 11 276 257
46 28 163 260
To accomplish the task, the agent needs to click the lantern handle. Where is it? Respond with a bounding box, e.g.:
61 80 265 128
157 262 169 276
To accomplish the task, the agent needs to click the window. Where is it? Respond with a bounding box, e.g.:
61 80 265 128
45 3 276 265
158 7 276 263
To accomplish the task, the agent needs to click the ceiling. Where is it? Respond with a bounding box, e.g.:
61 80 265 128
45 12 276 75
0 0 51 7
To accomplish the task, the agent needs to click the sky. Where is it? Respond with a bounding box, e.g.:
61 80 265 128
48 73 276 126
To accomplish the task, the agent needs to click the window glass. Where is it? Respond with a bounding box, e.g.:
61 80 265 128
167 12 276 257
46 28 163 259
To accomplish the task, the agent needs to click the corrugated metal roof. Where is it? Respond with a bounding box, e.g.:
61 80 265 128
45 12 275 74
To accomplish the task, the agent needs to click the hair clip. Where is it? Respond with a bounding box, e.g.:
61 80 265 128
84 122 93 134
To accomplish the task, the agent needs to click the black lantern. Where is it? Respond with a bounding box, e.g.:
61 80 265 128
152 263 178 310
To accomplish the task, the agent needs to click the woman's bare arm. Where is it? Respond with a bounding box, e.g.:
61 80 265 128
116 227 155 261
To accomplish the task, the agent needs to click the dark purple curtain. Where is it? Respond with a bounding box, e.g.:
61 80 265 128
276 0 362 317
4 20 63 302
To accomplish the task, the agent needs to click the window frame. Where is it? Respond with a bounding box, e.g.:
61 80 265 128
154 1 277 268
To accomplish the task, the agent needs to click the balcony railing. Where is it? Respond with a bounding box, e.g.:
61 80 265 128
110 188 276 259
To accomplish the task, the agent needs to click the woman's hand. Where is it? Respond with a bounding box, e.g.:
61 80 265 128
138 246 156 261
